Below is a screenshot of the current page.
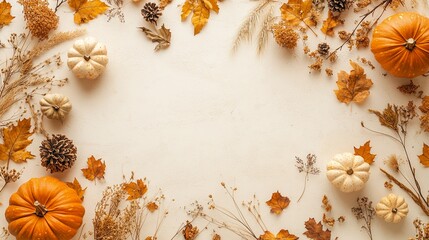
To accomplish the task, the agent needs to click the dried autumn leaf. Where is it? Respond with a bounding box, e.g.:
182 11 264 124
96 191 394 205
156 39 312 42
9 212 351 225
183 221 199 240
0 118 35 163
68 0 109 24
212 234 221 240
334 60 373 104
140 24 171 51
146 201 159 212
0 0 14 27
418 143 429 167
321 11 342 36
66 177 87 201
303 218 331 240
123 179 148 200
181 0 219 35
354 140 376 164
266 191 290 215
322 195 332 212
419 96 429 113
81 155 106 181
280 0 314 27
160 0 172 8
259 230 299 240
419 96 429 132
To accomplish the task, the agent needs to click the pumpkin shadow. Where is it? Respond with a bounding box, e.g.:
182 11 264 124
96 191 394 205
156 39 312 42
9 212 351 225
74 74 104 92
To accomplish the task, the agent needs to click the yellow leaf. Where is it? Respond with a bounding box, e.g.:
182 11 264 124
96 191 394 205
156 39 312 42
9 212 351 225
66 178 87 201
354 140 376 164
0 119 34 163
418 143 429 167
181 0 219 35
181 0 193 21
81 155 106 181
68 0 109 24
123 178 148 200
259 230 298 240
321 11 342 36
0 0 14 26
334 60 373 104
266 191 290 215
280 0 312 27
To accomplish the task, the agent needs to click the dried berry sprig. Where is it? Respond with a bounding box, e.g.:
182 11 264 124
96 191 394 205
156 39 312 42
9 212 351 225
351 197 375 240
296 153 320 202
410 218 429 240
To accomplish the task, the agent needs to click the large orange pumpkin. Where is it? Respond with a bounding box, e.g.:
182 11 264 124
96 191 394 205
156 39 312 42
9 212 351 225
371 12 429 78
5 176 85 240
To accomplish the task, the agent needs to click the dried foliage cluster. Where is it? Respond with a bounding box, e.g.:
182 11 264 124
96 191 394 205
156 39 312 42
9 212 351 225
352 197 375 240
19 0 59 40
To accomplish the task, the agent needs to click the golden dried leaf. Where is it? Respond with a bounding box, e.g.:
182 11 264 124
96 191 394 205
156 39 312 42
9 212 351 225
212 234 221 240
81 155 106 181
280 0 313 27
321 11 342 36
322 213 335 227
266 191 290 215
334 60 373 104
146 201 159 212
418 143 429 167
303 218 331 240
66 178 87 201
183 221 198 240
322 195 331 212
123 179 148 200
140 24 171 51
259 230 298 240
160 0 172 8
0 0 14 26
354 140 376 164
419 96 429 132
68 0 109 24
181 0 219 35
145 237 153 240
0 119 35 163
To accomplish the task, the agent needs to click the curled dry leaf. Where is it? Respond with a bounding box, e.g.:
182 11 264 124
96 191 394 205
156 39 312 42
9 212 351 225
66 177 87 201
68 0 109 24
183 221 199 240
259 230 299 240
321 11 342 36
140 24 171 51
0 0 14 27
0 118 35 163
146 201 159 212
418 144 429 167
322 195 332 212
181 0 219 35
303 218 331 240
354 140 376 165
123 178 148 200
334 60 373 104
266 191 290 215
81 155 106 181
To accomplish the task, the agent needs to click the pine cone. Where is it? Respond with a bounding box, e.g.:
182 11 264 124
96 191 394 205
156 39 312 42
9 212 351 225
318 43 330 56
141 2 162 25
328 0 348 13
40 134 77 173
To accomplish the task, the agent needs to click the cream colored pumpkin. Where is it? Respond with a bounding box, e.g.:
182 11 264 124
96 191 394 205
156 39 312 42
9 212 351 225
376 193 408 223
40 94 72 121
326 152 370 192
67 37 108 79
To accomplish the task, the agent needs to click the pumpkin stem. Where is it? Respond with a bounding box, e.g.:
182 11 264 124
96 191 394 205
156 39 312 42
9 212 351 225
392 208 398 214
347 168 354 175
34 201 48 217
83 55 91 61
404 38 416 51
53 105 60 111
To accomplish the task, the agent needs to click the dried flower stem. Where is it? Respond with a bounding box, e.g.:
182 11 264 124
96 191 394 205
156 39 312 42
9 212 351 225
295 154 320 202
54 0 67 12
351 197 375 240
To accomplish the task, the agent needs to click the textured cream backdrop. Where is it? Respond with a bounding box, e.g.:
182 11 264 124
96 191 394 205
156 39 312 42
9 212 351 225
1 0 429 239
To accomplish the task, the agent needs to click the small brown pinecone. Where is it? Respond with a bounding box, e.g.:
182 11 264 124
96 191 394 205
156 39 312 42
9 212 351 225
40 134 77 173
318 43 330 56
328 0 348 13
141 2 162 25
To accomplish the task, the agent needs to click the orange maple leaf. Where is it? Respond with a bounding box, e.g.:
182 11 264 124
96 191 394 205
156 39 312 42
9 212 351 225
81 155 106 181
146 201 159 212
0 0 14 27
334 60 373 104
321 11 342 36
303 218 331 240
259 230 298 240
68 0 109 24
0 118 34 163
123 179 148 200
354 140 376 164
418 143 429 167
66 177 87 201
266 191 290 215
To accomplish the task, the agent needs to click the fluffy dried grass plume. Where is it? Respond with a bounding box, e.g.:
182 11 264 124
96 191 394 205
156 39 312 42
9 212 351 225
384 155 400 172
19 0 59 40
272 22 299 50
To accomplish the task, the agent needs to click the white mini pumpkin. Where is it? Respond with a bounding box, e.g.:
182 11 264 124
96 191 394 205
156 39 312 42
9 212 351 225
326 152 370 193
40 94 72 121
376 193 408 223
67 37 108 80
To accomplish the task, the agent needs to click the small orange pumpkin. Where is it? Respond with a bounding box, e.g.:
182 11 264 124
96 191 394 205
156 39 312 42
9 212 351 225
5 176 85 240
371 12 429 78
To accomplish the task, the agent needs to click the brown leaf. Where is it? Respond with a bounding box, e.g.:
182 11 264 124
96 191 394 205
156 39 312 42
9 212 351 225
322 195 331 212
146 201 159 212
419 96 429 132
334 60 373 104
66 178 87 201
321 11 342 36
259 230 299 240
68 0 109 24
0 119 35 163
322 213 335 227
123 178 148 200
354 140 376 164
418 143 429 167
181 0 219 35
280 0 313 27
81 155 106 181
369 104 399 131
266 191 290 215
183 221 199 240
0 0 14 27
212 234 221 240
303 218 331 240
140 24 171 51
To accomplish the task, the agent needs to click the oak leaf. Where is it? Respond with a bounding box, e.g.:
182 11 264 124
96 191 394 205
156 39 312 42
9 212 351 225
0 0 14 27
321 11 342 36
123 178 148 200
280 0 314 27
66 178 87 201
81 155 106 181
181 0 219 35
266 191 290 215
140 24 171 51
303 218 331 240
146 201 159 212
259 230 299 240
0 119 35 163
418 143 429 167
68 0 109 24
354 140 376 164
334 60 373 104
